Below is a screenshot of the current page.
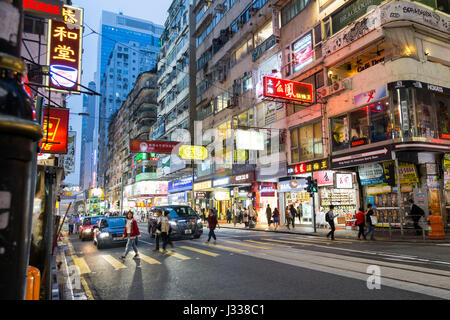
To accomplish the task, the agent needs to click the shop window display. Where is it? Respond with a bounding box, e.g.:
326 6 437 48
349 107 369 145
392 87 415 138
331 115 348 151
436 94 450 138
369 100 392 142
415 88 437 139
290 122 323 162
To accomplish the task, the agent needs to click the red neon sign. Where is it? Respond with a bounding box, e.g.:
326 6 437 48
129 140 179 154
263 76 313 103
23 0 63 19
40 107 69 154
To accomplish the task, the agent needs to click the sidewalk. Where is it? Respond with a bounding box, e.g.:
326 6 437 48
215 221 450 243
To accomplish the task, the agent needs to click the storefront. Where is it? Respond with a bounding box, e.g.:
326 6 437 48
278 178 312 225
168 176 194 206
193 180 214 214
256 182 278 223
124 180 169 211
329 81 450 226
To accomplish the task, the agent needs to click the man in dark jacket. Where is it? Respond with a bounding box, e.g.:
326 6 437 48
409 199 425 235
364 204 376 240
206 209 219 244
266 204 272 227
289 205 297 229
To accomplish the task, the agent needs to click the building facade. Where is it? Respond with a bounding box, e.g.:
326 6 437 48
80 81 97 191
104 71 163 213
187 0 450 228
96 11 163 189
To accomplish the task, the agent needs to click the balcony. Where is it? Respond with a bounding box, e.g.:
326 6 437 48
252 34 277 61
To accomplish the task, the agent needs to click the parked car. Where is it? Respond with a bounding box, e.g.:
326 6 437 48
147 205 203 240
93 217 127 249
79 216 103 241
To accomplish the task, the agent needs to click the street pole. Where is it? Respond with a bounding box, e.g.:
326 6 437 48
43 166 56 300
189 3 197 210
311 192 317 233
393 151 404 238
0 0 43 300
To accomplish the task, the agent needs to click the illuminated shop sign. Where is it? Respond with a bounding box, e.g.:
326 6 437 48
23 0 63 20
230 172 255 184
335 173 353 189
193 180 212 191
292 32 313 73
130 140 179 153
213 177 230 187
178 145 208 161
40 107 69 153
287 158 329 175
263 76 313 103
46 5 83 92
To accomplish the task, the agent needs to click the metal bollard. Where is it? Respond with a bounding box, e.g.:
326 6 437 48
25 266 41 300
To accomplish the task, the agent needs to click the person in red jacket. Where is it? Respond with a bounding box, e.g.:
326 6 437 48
355 207 367 240
205 209 219 244
120 211 141 260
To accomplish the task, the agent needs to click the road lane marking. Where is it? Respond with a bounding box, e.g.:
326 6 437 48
203 243 247 253
72 257 91 274
244 240 292 248
179 246 220 257
260 238 315 246
279 237 347 244
101 255 127 270
222 240 270 250
80 276 94 300
160 249 191 260
293 236 355 243
139 254 162 264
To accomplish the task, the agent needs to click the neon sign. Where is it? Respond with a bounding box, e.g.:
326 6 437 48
46 5 83 92
23 0 63 20
263 76 313 103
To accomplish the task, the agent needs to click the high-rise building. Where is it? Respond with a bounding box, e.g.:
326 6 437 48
96 11 164 188
80 81 97 191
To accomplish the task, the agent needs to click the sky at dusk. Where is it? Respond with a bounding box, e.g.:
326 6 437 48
64 0 172 185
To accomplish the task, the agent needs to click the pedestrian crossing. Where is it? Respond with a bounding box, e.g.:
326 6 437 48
68 235 365 275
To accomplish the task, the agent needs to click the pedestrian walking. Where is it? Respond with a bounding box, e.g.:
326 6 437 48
266 204 272 228
285 206 292 230
232 204 238 227
296 202 303 224
75 215 81 234
243 208 249 229
238 206 243 224
205 209 219 244
326 205 338 240
272 207 280 230
160 210 174 253
68 215 75 235
152 209 163 252
226 208 232 224
289 204 297 229
355 207 366 240
364 204 376 240
408 199 425 235
120 211 141 260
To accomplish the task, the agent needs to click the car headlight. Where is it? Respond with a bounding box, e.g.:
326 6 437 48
84 228 92 233
169 221 177 226
99 232 110 238
197 219 202 224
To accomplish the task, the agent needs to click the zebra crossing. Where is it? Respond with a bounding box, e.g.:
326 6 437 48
67 234 375 275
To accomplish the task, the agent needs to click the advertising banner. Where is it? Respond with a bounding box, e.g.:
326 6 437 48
292 32 313 73
358 163 385 185
331 146 392 168
47 5 83 92
40 107 69 154
398 162 419 184
335 173 353 189
354 85 386 107
313 170 334 186
63 131 76 172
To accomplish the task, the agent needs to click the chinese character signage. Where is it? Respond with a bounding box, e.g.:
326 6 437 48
263 76 313 103
40 107 69 153
47 5 83 92
63 131 76 172
23 0 63 21
287 158 329 175
129 140 179 154
335 173 353 189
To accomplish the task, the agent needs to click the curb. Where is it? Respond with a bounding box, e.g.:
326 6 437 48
218 225 450 244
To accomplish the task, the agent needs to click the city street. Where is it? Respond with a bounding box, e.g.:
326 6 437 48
64 224 450 300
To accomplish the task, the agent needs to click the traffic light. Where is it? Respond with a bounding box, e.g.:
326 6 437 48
306 176 313 193
305 176 318 194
